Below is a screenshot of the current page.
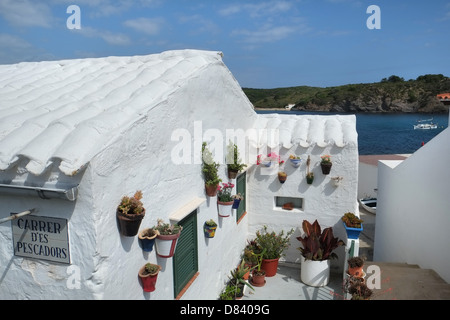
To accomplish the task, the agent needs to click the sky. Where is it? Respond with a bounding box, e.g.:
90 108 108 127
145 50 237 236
0 0 449 88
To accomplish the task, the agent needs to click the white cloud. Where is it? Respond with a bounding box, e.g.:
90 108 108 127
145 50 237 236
0 0 53 28
123 17 165 35
77 26 131 46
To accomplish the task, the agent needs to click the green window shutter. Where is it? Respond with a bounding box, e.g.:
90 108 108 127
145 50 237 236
236 172 246 222
173 210 198 298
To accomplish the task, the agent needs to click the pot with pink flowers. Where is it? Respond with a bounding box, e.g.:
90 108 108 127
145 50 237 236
217 182 235 217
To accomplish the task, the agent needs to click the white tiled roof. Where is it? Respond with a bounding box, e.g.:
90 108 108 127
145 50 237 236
0 50 224 176
250 113 358 149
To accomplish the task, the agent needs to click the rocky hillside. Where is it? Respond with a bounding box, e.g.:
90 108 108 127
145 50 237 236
243 74 450 113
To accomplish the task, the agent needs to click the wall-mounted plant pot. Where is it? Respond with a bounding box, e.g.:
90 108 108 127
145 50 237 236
204 223 217 238
289 158 301 168
278 172 287 183
155 227 183 258
205 184 218 197
228 169 238 179
138 228 158 252
331 177 343 187
117 209 145 237
232 199 241 209
138 263 161 292
306 174 314 185
321 162 332 175
343 221 363 240
218 201 233 217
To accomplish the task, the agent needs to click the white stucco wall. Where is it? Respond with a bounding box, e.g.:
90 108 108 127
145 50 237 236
247 141 359 273
374 126 450 283
358 162 378 199
0 52 258 300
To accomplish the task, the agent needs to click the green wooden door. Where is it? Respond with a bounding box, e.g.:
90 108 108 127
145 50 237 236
236 172 246 221
173 210 198 298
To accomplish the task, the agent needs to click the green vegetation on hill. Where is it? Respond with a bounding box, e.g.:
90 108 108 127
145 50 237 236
243 74 450 113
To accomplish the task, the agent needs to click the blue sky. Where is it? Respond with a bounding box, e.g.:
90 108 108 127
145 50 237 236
0 0 449 88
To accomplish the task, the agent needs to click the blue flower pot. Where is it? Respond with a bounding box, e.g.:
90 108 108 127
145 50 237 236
343 221 363 239
139 229 158 252
232 199 241 209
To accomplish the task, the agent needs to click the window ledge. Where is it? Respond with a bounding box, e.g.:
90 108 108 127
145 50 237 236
169 197 206 223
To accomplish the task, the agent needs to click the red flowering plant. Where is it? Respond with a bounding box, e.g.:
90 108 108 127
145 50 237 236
217 182 235 202
256 152 284 166
255 225 295 260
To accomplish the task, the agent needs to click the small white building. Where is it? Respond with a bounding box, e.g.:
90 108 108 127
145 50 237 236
0 50 359 299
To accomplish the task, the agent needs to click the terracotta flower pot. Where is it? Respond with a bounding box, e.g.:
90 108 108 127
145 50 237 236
138 264 161 292
205 184 218 197
348 266 364 278
261 258 279 277
250 270 266 287
278 172 287 183
228 169 238 179
117 209 145 237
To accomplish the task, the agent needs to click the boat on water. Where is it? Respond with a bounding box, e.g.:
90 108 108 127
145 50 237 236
285 104 295 110
359 198 376 214
414 118 437 130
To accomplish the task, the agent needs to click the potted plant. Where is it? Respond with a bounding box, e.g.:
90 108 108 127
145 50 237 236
320 155 332 175
226 141 247 179
154 219 183 258
306 155 314 184
278 171 287 183
296 219 345 287
217 182 235 217
347 256 365 278
116 190 146 237
219 283 240 300
289 154 301 168
204 219 217 238
229 260 255 299
232 193 243 209
242 240 261 280
348 282 373 300
331 176 343 187
250 249 266 287
138 228 159 252
256 152 283 167
202 142 222 196
255 225 294 277
342 212 364 239
138 262 161 292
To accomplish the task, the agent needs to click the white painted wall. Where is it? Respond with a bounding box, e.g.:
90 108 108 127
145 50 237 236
0 56 258 300
374 125 450 283
358 161 378 199
247 141 359 273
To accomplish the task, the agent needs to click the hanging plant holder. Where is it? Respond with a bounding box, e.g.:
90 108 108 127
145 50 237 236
218 201 233 217
205 184 218 197
138 263 161 292
138 228 158 252
117 209 145 237
155 231 182 258
321 162 332 175
204 221 217 238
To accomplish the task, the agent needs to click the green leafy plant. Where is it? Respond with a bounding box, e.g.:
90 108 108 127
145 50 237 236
219 284 240 300
143 263 160 275
348 256 365 268
117 190 145 215
342 212 363 228
348 283 373 300
321 155 331 163
154 219 182 235
230 260 255 291
202 142 222 187
296 219 345 261
205 219 217 227
226 141 247 172
255 225 294 260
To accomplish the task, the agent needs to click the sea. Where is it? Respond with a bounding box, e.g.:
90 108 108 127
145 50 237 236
256 110 449 155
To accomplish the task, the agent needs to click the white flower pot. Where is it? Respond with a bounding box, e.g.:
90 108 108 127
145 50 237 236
300 256 330 287
218 201 233 217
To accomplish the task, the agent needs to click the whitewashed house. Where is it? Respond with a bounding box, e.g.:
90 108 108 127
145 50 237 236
245 113 359 271
0 49 360 299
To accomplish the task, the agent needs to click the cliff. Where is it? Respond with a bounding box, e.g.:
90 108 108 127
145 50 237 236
244 74 450 113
